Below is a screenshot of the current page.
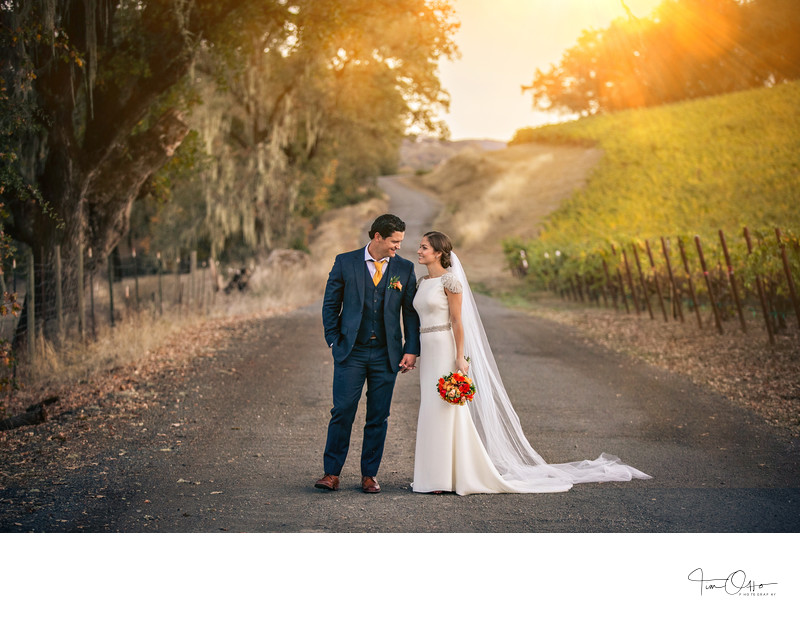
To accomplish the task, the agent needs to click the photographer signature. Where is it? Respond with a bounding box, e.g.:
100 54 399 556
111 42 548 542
688 568 778 596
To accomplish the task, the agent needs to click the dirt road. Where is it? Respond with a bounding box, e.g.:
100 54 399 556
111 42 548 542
2 177 798 534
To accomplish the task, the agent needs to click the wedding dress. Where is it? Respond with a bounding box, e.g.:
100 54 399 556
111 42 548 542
411 253 651 495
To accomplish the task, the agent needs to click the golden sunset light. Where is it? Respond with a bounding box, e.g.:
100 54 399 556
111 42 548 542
439 0 664 140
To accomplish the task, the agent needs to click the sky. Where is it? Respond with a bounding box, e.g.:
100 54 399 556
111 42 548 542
438 0 664 141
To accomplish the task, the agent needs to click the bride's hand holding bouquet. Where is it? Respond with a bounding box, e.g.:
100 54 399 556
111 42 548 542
437 363 476 406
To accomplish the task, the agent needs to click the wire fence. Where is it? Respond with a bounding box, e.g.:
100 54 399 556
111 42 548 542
0 245 248 369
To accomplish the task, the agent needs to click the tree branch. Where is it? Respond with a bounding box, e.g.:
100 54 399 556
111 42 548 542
85 109 190 257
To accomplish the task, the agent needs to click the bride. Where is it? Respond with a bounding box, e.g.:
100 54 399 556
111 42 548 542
412 231 652 495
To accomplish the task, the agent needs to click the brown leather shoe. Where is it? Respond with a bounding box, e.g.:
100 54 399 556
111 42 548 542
314 474 339 491
361 476 381 493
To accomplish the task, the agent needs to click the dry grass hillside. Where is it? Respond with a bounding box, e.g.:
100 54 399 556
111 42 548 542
399 137 506 173
416 142 603 289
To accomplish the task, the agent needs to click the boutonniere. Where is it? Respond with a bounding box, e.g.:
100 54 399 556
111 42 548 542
388 276 403 291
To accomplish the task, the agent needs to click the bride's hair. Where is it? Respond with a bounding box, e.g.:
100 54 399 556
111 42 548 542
423 231 453 268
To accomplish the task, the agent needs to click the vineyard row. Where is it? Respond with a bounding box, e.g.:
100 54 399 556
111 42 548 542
505 227 800 345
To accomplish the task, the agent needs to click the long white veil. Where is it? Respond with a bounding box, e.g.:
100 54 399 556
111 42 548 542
449 252 651 492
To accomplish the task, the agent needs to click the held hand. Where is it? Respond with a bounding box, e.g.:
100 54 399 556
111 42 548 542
455 356 470 374
399 353 417 373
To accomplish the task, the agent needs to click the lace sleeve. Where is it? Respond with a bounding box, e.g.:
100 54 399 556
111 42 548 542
441 272 462 294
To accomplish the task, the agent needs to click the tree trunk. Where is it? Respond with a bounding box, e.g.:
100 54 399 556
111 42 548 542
85 109 190 261
10 110 189 343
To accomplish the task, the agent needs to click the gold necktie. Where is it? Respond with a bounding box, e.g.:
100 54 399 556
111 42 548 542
373 260 384 286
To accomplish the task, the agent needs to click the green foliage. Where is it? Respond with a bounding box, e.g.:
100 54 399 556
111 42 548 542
524 0 800 116
0 15 61 230
163 0 459 258
507 81 800 324
138 130 209 206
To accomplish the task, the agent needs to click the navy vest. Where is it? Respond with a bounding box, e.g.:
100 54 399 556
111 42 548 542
356 262 388 344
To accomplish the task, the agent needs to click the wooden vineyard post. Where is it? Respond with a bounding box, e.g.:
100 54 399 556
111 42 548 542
678 237 703 329
597 273 609 307
610 245 630 314
632 242 654 319
621 247 641 314
552 261 561 296
744 227 774 345
542 254 552 293
694 235 723 334
775 228 800 329
602 257 617 310
660 237 684 322
719 230 746 333
645 239 668 322
576 275 585 302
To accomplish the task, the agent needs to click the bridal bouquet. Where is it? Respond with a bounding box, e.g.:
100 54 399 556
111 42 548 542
437 372 476 406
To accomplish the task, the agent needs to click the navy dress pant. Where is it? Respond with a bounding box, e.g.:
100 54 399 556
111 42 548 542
323 340 398 477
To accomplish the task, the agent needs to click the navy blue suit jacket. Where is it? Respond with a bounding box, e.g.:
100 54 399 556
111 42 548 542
322 248 421 371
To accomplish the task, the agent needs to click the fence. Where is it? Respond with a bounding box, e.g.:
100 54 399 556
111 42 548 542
508 226 800 345
0 245 238 368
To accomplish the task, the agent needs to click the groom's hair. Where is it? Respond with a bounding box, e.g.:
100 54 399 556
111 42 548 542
369 214 406 240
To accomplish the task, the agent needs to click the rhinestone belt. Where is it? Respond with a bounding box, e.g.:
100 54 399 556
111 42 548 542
420 322 452 334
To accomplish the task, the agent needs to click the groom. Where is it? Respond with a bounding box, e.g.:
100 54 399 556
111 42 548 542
315 214 421 493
